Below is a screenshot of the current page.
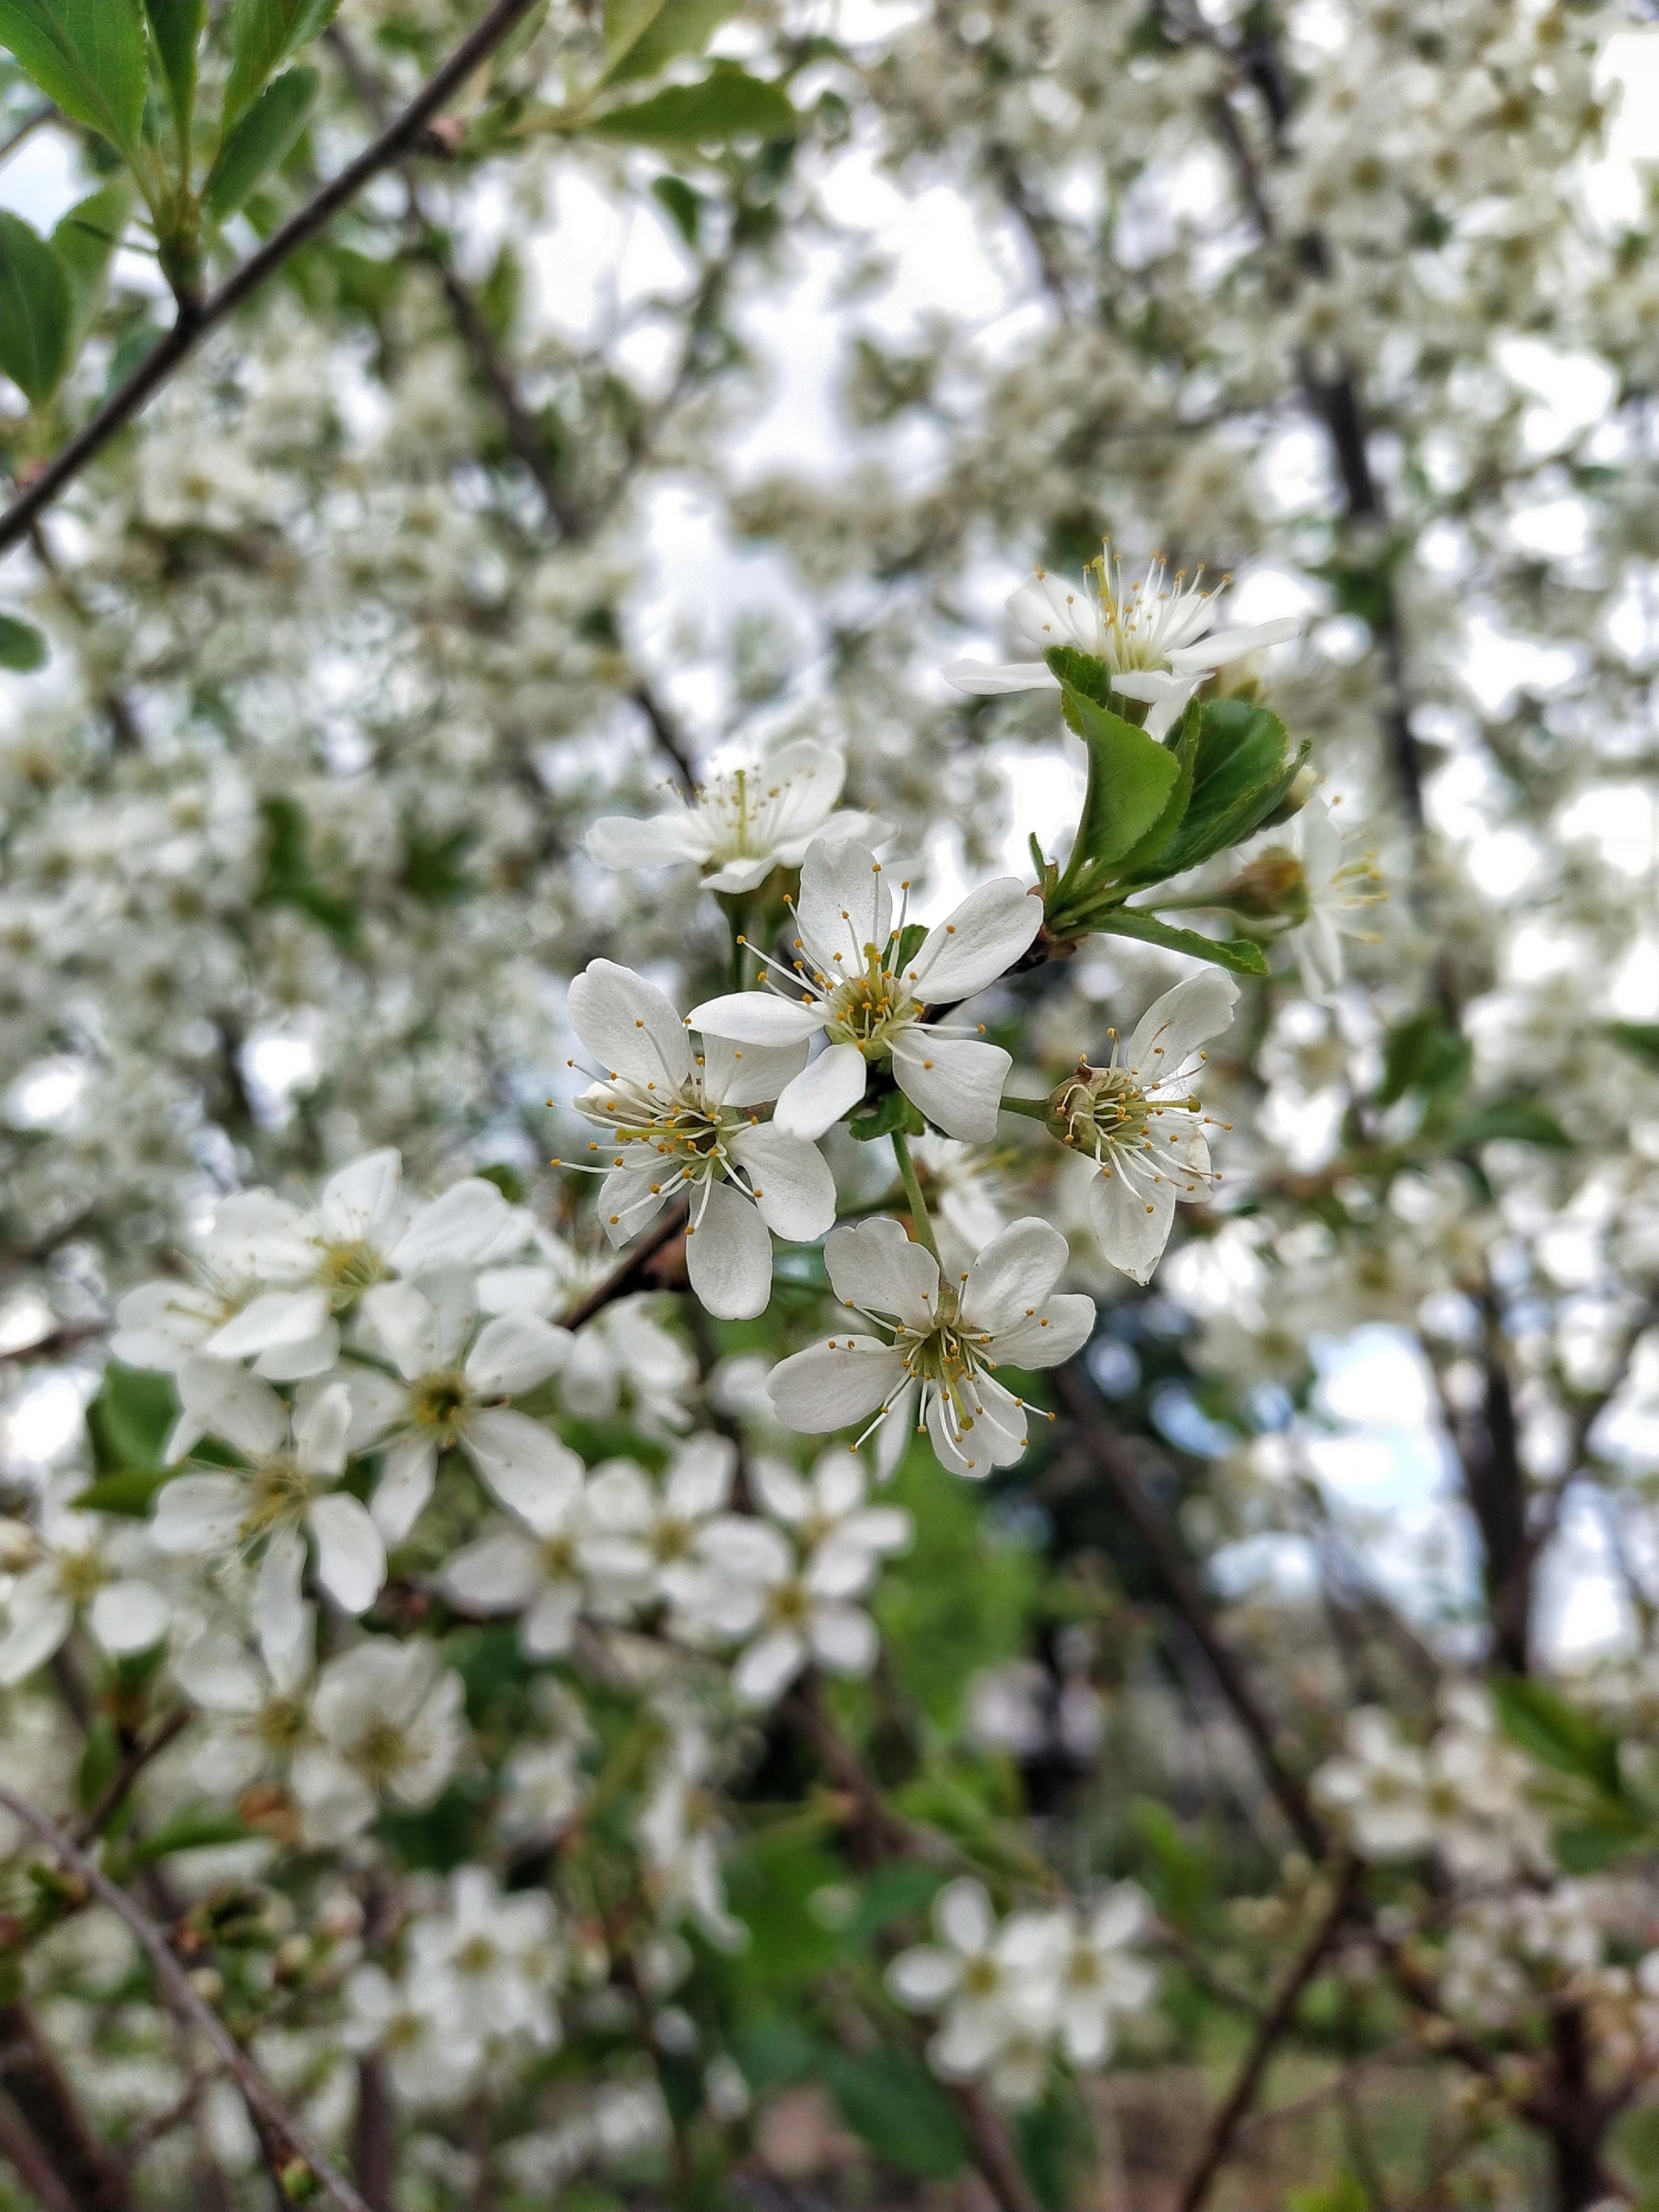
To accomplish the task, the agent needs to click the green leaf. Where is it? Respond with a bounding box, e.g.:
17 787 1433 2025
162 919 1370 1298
77 1717 120 1809
221 0 337 137
603 0 662 63
0 0 148 153
652 174 702 245
402 819 480 906
205 65 317 220
126 1807 252 1866
1051 683 1182 912
1377 1008 1471 1108
0 213 72 404
729 2016 820 2092
257 794 359 944
1446 1097 1572 1151
1491 1676 1624 1802
52 181 134 349
1553 1812 1648 1874
590 67 795 145
71 1467 176 1517
143 0 204 141
1606 1020 1659 1071
1139 697 1302 880
821 2048 967 2178
1087 906 1269 976
86 1363 177 1474
0 613 48 671
848 1084 925 1143
601 0 740 86
1108 696 1200 879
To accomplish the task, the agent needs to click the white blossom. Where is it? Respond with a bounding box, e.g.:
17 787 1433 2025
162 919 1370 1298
0 1481 168 1686
291 1637 464 1844
1287 798 1385 1001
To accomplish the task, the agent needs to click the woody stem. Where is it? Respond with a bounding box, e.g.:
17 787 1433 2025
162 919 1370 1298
889 1130 938 1258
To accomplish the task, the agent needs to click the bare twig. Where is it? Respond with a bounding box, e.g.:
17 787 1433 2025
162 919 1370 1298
558 1202 688 1329
0 1788 373 2212
0 1999 131 2210
73 1706 192 1845
0 2089 79 2212
0 0 543 557
1178 1859 1361 2212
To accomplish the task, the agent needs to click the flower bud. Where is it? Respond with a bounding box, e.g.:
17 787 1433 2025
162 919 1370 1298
1214 848 1309 920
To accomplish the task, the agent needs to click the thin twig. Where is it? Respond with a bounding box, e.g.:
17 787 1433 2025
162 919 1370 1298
73 1707 192 1845
0 1788 373 2212
1178 1859 1361 2212
558 1202 688 1329
0 101 54 166
0 0 543 557
0 2090 78 2212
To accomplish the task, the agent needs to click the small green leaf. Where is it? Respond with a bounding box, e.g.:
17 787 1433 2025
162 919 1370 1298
221 0 338 137
143 0 205 142
848 1085 925 1143
126 1807 252 1866
0 613 48 671
1378 1008 1471 1108
821 2048 967 2178
1446 1097 1572 1151
1606 1020 1659 1071
601 0 741 86
603 0 663 63
590 67 795 145
77 1717 120 1809
1491 1676 1624 1802
205 66 317 220
72 1468 176 1517
1088 907 1269 976
52 181 134 349
1141 697 1303 880
652 174 702 245
0 0 148 154
86 1364 178 1475
0 213 73 404
1051 683 1182 906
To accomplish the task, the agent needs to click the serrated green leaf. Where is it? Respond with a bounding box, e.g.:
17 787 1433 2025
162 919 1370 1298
0 212 72 404
1051 684 1182 913
126 1808 252 1866
143 0 204 142
52 181 133 349
589 67 795 144
601 0 740 86
1088 907 1269 976
205 65 317 220
1138 698 1302 880
1108 696 1200 878
0 0 147 154
0 613 48 671
1491 1676 1624 1802
221 0 337 137
821 2048 967 2178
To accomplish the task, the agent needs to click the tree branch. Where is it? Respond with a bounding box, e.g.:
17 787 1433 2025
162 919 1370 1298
0 0 543 558
557 1202 689 1329
0 2000 131 2212
0 2088 79 2212
1178 1859 1361 2212
0 1788 373 2212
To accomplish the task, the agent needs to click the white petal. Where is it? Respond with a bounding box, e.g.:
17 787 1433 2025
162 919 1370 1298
173 1634 265 1715
686 1181 772 1320
583 1458 654 1535
568 959 694 1090
1166 615 1300 668
1125 969 1238 1082
307 1495 386 1614
359 1281 442 1382
732 1628 807 1707
990 1294 1096 1370
890 1032 1012 1143
252 1528 308 1657
475 1263 558 1318
291 1748 377 1844
823 1216 938 1329
664 1435 736 1517
111 1281 218 1371
794 838 891 977
687 992 826 1046
87 1580 168 1655
389 1179 515 1274
943 660 1058 695
960 1217 1069 1335
294 1381 352 1479
1008 572 1099 652
172 1358 287 1461
151 1473 248 1554
301 1366 405 1453
887 1946 961 2010
252 1321 341 1382
703 855 781 893
0 1582 73 1684
1089 1162 1177 1284
771 1042 868 1141
465 1313 571 1396
372 1435 439 1543
1107 668 1185 703
727 1123 837 1242
462 1411 585 1527
522 1581 582 1656
441 1527 543 1613
809 1602 877 1676
766 1339 907 1432
204 1287 333 1362
936 1878 995 1955
585 810 703 868
751 1457 811 1523
779 805 893 861
904 880 1043 1006
317 1148 403 1243
700 1033 810 1109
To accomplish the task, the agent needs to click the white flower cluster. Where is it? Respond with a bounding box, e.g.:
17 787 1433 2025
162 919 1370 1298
887 1877 1156 2106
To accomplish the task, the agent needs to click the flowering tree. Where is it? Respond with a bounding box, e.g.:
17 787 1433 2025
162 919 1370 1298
1 2 1658 2209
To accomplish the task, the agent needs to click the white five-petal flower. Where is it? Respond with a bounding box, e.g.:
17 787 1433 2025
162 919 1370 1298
586 739 891 893
1288 796 1385 1001
567 959 836 1319
1047 969 1238 1285
766 1217 1094 1478
690 838 1042 1144
0 1479 168 1686
946 550 1300 740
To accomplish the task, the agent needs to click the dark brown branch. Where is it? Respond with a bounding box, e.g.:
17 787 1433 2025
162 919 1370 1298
0 2088 79 2212
350 2056 398 2212
73 1706 192 1844
0 1789 373 2212
558 1203 689 1329
1178 1859 1361 2212
951 2082 1044 2212
0 1999 132 2210
1053 1363 1327 1859
0 0 543 557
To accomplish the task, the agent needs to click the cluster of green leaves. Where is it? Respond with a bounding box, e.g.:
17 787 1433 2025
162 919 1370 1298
1034 649 1308 975
1491 1675 1659 1872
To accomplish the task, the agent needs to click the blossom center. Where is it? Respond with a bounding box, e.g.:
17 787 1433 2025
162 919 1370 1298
823 953 918 1057
242 1454 316 1535
313 1236 386 1309
56 1549 109 1605
410 1370 474 1439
